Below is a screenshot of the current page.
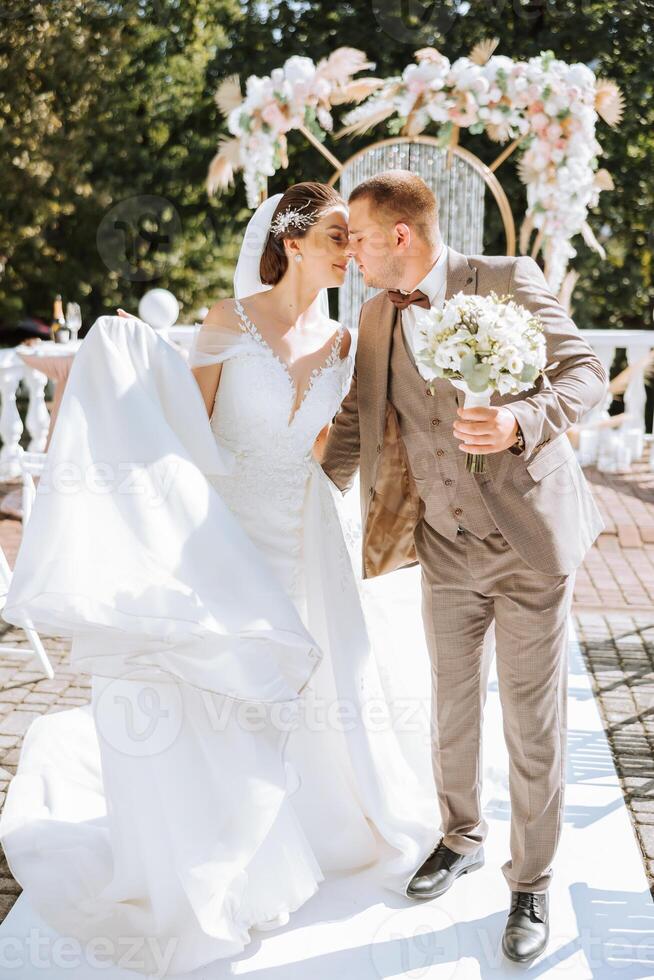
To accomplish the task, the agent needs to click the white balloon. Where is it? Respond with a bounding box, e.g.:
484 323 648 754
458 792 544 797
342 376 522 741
138 288 179 331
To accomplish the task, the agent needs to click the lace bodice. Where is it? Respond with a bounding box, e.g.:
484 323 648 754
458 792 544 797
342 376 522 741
209 299 353 466
202 300 353 601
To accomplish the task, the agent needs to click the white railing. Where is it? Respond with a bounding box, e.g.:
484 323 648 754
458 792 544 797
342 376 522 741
0 326 201 480
0 327 651 481
0 349 36 480
580 330 654 429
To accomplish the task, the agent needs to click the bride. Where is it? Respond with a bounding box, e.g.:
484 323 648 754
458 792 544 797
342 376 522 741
0 182 438 976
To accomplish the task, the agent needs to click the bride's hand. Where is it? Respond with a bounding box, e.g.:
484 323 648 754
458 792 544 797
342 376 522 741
116 308 134 318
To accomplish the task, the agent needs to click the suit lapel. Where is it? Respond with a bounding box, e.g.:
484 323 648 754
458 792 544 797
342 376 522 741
368 249 478 434
373 292 398 440
445 246 477 300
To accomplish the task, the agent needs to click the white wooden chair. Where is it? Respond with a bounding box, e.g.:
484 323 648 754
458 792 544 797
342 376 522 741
0 547 54 679
0 450 54 678
20 451 46 525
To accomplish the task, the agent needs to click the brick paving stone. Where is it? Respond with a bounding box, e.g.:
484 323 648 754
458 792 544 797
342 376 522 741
65 686 91 698
23 692 61 705
618 524 643 548
638 825 654 859
1 748 22 768
1 689 35 703
32 679 72 694
0 876 20 895
1 711 43 736
0 895 19 917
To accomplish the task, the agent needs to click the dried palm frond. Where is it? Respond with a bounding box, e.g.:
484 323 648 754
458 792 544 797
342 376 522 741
469 37 499 66
517 155 539 185
214 75 243 117
530 228 544 260
557 269 579 314
278 133 289 170
581 221 606 259
206 138 241 195
485 122 513 143
519 213 535 255
595 79 624 128
316 47 375 84
329 78 385 106
336 103 396 139
403 105 427 137
415 47 443 63
594 168 615 191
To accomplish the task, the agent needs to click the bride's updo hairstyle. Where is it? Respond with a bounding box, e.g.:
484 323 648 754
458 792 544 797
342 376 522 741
260 182 345 286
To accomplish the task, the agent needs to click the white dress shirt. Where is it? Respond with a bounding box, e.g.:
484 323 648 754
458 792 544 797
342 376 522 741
400 245 448 365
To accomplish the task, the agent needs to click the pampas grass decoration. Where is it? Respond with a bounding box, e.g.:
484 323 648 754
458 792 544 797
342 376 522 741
214 75 243 116
469 38 500 66
207 138 241 195
595 79 625 128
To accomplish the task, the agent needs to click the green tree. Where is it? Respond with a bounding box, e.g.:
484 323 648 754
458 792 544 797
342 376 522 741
1 0 651 334
0 0 241 326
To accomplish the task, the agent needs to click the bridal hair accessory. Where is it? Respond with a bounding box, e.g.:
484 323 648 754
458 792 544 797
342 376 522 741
270 203 316 239
233 189 329 318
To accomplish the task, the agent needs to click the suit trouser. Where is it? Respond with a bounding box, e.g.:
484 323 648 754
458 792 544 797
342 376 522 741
414 519 575 893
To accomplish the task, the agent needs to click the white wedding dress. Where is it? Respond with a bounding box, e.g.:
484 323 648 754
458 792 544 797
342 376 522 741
0 306 438 977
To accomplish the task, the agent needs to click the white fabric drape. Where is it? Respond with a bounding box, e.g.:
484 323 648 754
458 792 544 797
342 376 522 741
3 315 321 704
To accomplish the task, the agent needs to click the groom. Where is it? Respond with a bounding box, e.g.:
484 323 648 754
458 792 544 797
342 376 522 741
321 171 608 963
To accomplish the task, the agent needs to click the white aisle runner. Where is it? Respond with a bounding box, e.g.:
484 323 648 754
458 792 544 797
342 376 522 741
1 562 653 979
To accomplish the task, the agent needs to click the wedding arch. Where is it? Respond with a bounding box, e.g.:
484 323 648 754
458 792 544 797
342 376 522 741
207 42 623 321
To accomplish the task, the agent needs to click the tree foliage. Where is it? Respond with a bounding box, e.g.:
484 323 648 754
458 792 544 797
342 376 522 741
0 0 651 330
0 0 240 324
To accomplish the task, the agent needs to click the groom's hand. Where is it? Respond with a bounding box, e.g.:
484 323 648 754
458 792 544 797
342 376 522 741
453 406 519 455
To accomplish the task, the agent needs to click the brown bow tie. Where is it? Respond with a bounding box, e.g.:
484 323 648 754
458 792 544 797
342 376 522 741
387 289 431 311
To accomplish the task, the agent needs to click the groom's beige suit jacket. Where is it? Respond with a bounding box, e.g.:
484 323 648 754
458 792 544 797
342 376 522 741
322 248 608 579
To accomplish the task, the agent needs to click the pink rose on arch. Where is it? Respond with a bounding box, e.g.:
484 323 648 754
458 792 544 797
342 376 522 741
261 102 287 131
407 78 427 98
529 111 549 134
449 97 478 127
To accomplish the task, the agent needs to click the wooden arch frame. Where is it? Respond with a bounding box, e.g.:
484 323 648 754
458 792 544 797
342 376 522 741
324 135 516 256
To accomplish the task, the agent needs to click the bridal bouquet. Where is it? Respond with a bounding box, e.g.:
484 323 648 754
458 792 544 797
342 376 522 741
414 292 547 474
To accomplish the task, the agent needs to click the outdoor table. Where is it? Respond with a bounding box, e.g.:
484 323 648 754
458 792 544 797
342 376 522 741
17 340 82 450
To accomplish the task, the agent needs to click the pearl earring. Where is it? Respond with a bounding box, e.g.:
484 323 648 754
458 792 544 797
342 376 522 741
294 254 303 264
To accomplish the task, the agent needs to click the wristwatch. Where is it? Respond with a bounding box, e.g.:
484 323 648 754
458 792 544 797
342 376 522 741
509 423 525 455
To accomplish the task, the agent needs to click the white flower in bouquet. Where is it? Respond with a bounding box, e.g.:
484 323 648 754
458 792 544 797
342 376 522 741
414 291 546 473
283 55 316 90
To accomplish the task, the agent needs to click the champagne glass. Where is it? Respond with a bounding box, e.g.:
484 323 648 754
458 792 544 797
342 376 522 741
65 302 82 342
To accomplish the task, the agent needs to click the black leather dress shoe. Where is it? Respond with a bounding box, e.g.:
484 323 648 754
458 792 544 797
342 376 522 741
406 840 484 900
502 890 549 962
